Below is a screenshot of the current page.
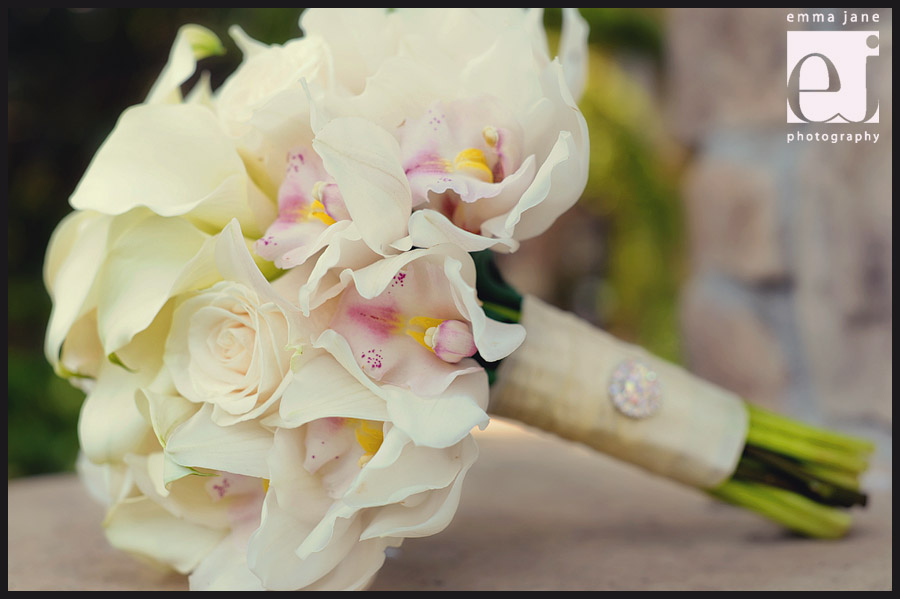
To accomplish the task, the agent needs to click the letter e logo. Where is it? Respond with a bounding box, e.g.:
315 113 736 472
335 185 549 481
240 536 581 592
787 31 879 123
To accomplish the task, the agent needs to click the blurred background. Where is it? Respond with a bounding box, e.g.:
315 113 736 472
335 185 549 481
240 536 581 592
7 9 892 479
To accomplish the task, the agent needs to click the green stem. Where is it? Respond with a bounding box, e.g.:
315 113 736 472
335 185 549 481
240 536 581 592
741 446 867 507
747 404 875 454
727 402 872 536
745 427 869 472
711 480 852 539
801 463 861 490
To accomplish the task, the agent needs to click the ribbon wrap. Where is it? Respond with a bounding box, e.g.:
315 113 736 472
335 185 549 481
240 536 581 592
490 295 748 489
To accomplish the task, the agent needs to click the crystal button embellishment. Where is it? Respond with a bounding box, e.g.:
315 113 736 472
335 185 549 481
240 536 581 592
608 358 661 419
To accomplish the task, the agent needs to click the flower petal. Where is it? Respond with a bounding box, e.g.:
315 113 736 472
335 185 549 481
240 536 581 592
248 426 361 590
442 254 526 362
312 117 411 255
94 214 218 355
43 210 112 370
166 404 274 479
189 525 266 591
383 369 490 449
359 434 478 539
406 209 516 253
459 28 543 117
343 426 470 508
146 24 225 105
270 352 389 429
559 7 590 101
314 328 489 448
299 8 394 95
104 495 226 575
485 61 589 241
78 360 151 465
69 103 272 237
297 222 382 313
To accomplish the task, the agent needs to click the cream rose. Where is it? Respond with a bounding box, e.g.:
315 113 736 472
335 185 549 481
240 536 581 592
164 280 293 426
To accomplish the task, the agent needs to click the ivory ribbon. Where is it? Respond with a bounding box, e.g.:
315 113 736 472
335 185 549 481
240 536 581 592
489 295 748 489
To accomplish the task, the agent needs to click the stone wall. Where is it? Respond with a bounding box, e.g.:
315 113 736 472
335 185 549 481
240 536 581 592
666 9 892 439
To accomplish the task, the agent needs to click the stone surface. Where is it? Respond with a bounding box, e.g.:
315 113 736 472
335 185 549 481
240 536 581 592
665 8 790 144
7 420 892 591
668 8 892 429
680 278 788 409
684 158 788 283
792 113 893 426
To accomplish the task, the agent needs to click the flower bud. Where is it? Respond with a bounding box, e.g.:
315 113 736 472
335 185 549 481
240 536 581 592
430 319 477 363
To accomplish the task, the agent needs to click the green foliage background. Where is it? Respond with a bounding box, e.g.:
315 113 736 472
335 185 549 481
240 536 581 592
7 8 683 478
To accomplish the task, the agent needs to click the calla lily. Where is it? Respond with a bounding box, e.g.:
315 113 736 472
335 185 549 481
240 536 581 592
146 24 225 105
68 102 274 239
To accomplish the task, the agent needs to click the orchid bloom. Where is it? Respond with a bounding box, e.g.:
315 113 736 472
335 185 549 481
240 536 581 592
84 352 480 591
254 146 351 269
398 97 534 243
325 245 524 398
305 244 525 448
298 8 590 253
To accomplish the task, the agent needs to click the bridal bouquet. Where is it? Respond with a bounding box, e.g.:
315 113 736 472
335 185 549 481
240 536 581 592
44 8 871 591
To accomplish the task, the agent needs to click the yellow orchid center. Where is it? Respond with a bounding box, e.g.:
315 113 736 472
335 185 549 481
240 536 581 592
309 182 337 225
345 418 385 467
405 316 445 352
261 478 270 494
453 148 493 183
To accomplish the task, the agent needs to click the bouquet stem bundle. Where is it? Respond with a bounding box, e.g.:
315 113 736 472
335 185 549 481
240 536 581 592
474 252 873 539
713 404 871 538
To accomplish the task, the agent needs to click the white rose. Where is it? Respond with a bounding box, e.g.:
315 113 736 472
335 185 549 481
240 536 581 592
164 280 293 426
62 219 301 465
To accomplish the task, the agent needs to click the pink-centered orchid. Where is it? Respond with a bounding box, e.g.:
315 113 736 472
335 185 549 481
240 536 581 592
254 147 351 269
307 244 525 448
325 245 523 398
84 358 480 591
296 8 590 254
399 97 535 241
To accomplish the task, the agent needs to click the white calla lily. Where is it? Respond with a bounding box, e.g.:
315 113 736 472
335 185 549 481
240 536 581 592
43 209 111 373
146 24 225 105
69 103 274 238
